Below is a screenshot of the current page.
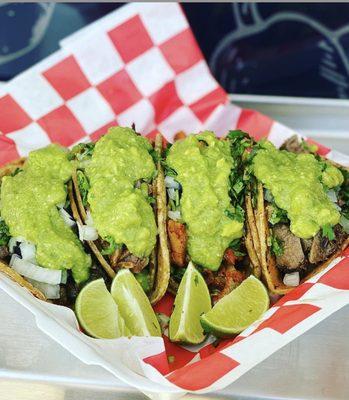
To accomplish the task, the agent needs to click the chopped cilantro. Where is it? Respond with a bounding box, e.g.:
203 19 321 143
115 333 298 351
224 209 235 219
224 206 244 223
146 195 156 205
0 219 10 246
269 205 288 225
270 235 284 256
10 167 22 177
77 170 90 206
149 148 161 163
232 180 244 195
70 142 95 161
163 164 177 178
228 238 245 257
101 235 119 255
322 224 335 241
135 270 151 293
164 143 172 158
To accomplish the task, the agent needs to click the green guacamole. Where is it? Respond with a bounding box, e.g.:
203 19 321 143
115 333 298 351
85 127 157 257
167 131 243 271
253 141 343 239
0 145 91 283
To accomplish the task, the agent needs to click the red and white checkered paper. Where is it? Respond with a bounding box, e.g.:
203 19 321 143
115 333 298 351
1 3 349 399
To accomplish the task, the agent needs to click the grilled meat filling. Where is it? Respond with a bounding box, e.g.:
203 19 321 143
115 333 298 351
167 219 187 267
308 224 346 265
273 224 306 272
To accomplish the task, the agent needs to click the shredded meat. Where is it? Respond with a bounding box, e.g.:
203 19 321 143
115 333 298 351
174 131 187 141
167 219 187 267
203 265 245 303
109 247 122 268
223 248 236 265
273 224 306 272
280 135 305 154
118 250 149 273
309 225 346 264
0 245 9 260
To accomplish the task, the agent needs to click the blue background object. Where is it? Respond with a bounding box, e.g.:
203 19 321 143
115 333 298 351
1 3 349 99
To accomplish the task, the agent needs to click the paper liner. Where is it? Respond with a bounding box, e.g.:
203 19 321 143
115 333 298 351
0 3 349 398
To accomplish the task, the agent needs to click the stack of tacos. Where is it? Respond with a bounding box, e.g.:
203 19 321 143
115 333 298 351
0 126 348 338
69 127 170 304
0 127 170 306
162 131 257 303
237 132 349 294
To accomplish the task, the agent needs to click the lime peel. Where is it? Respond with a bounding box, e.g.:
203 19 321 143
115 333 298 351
169 262 211 344
200 275 269 337
111 269 161 337
75 278 128 339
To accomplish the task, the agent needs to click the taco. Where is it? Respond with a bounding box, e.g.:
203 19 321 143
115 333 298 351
70 127 170 304
235 132 349 294
0 145 93 304
162 131 259 303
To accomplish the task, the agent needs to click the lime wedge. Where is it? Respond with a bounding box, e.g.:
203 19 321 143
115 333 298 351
75 278 128 339
169 262 211 344
200 275 269 337
110 269 161 337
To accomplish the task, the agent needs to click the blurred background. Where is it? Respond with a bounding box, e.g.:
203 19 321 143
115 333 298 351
1 3 349 99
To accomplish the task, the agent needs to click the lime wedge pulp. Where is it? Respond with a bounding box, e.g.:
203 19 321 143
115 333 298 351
169 262 212 344
200 275 269 337
75 278 128 339
110 269 161 337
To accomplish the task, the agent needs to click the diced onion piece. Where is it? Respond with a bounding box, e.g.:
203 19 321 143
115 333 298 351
10 255 62 285
77 222 83 241
28 279 61 300
85 210 94 227
59 207 75 227
8 237 25 253
19 241 36 263
77 222 98 241
340 215 349 233
283 272 300 287
327 190 337 203
165 176 180 189
168 210 181 221
167 188 177 201
82 225 98 241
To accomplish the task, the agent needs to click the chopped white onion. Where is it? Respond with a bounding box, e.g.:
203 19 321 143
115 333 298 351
59 207 75 227
327 190 338 203
340 216 349 234
27 279 60 300
168 210 181 220
283 272 300 287
8 237 25 253
10 255 62 285
77 222 98 241
165 176 180 189
19 241 36 263
57 203 65 209
167 188 177 201
77 222 83 241
85 210 94 227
